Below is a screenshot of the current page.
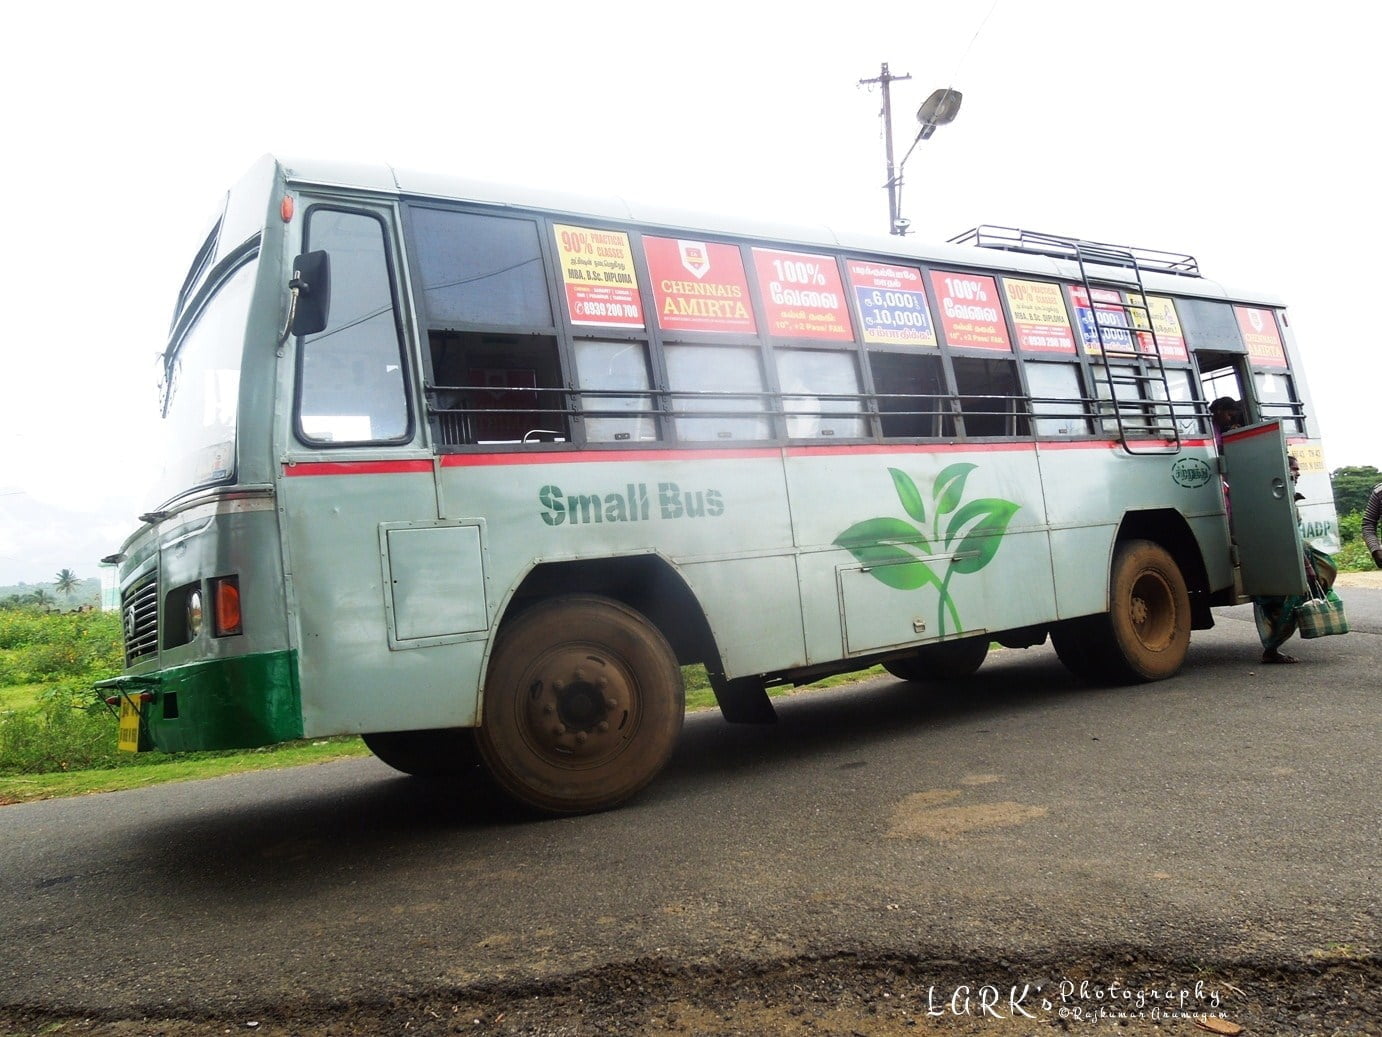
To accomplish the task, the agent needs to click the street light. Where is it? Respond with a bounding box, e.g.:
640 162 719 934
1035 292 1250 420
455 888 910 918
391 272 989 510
890 87 963 235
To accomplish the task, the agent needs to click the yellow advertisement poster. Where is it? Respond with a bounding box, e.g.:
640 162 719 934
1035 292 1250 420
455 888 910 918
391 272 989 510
1127 294 1188 361
1002 278 1074 353
553 224 644 328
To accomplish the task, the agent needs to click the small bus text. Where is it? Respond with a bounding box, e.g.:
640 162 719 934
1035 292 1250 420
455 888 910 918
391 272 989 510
539 482 725 526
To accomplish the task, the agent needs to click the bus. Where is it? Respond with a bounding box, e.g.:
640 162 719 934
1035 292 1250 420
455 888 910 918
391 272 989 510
97 155 1337 814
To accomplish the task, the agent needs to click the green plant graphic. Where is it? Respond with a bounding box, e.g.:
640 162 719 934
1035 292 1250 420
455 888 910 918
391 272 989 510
833 463 1020 637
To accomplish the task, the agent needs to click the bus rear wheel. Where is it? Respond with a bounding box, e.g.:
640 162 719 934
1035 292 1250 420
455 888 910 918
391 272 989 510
362 728 483 777
1106 539 1191 681
477 595 685 815
883 636 990 682
1054 539 1191 684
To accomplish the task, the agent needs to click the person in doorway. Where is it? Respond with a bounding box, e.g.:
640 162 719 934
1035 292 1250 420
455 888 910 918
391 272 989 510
1362 481 1382 569
1210 397 1244 518
1209 396 1243 448
1253 454 1337 663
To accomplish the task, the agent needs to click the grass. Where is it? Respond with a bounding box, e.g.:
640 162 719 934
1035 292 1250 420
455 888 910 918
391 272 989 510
0 735 373 805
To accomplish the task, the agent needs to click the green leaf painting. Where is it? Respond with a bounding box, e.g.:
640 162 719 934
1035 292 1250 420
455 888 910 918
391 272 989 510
888 468 927 523
833 465 1020 636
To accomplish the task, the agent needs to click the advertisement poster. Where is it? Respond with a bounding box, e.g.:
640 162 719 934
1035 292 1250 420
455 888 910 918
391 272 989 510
644 236 756 335
1069 285 1134 355
553 224 644 328
1001 278 1075 353
1123 293 1189 361
751 248 854 341
1235 305 1287 367
847 261 937 346
929 271 1010 351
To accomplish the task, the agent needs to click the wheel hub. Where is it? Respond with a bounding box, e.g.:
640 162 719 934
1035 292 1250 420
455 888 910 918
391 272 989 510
1130 571 1173 650
521 649 635 764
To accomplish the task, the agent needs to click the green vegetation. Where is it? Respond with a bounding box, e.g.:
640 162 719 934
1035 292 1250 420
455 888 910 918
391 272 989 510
1330 465 1380 520
1329 466 1379 574
1 576 101 610
0 607 373 804
1334 511 1372 572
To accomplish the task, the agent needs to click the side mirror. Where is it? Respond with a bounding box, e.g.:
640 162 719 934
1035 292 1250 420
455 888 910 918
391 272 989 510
289 251 331 336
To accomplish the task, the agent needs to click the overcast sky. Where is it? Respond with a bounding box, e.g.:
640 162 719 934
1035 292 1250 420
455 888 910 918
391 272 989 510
1 0 1375 585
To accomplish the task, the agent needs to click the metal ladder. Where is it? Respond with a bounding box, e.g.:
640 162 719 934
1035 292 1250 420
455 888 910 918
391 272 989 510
949 226 1192 457
1069 238 1182 455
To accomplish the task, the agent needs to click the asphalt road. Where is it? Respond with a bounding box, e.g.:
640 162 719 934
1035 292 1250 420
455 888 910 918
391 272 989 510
2 590 1379 1033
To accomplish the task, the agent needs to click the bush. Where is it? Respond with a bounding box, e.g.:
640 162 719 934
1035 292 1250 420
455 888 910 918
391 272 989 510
1333 511 1371 572
0 611 122 685
0 683 129 775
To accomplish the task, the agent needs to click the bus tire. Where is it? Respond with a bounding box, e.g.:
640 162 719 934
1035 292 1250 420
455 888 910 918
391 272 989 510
1058 539 1191 685
1050 617 1110 683
883 636 990 681
1103 539 1191 682
477 595 685 815
362 728 483 777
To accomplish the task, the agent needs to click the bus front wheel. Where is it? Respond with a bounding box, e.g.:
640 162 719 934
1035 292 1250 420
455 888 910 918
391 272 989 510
477 595 685 815
883 636 990 682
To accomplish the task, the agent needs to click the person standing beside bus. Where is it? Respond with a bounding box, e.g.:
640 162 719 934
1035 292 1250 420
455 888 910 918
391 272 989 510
1362 482 1382 568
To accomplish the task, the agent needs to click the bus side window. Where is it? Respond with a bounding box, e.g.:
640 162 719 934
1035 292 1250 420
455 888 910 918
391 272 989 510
868 351 951 438
573 338 658 443
1254 370 1304 433
297 210 411 445
1151 368 1204 436
429 331 567 445
1023 361 1088 436
775 348 866 440
663 344 771 442
952 357 1029 437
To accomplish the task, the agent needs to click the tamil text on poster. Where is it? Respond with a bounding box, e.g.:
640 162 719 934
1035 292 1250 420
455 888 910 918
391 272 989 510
751 248 854 341
553 224 644 328
847 261 937 346
930 271 1010 351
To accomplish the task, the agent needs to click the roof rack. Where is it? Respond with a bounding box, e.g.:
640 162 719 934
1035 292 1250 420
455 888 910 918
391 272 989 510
948 225 1200 278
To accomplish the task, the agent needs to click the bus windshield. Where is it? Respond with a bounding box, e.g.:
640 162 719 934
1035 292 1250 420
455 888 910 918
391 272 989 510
152 256 258 506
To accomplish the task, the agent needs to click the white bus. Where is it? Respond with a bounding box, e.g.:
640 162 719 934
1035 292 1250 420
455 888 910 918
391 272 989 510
98 157 1334 813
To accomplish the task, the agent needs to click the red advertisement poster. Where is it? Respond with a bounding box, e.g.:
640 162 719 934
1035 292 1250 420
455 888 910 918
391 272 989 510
751 248 854 341
1235 305 1287 367
644 236 757 335
847 261 937 346
929 271 1011 351
553 223 644 328
1001 277 1075 353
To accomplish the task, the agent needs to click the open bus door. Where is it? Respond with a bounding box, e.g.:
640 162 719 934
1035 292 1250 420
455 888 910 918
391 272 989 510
1222 421 1308 597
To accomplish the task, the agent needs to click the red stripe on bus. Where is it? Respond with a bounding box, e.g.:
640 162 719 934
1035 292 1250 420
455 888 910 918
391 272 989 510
1037 437 1213 451
282 460 434 477
1223 422 1281 445
285 437 1218 476
785 441 1030 458
440 447 781 467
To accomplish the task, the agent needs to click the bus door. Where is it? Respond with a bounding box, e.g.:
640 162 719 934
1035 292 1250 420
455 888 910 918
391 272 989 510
1221 421 1308 597
278 203 484 736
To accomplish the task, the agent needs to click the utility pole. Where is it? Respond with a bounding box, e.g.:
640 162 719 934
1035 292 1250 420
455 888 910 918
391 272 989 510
859 62 911 235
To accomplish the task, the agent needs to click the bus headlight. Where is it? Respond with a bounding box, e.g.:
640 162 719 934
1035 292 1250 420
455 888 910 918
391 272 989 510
186 589 204 640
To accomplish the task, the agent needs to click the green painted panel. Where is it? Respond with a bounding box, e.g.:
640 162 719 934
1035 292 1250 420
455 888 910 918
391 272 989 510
146 650 303 753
